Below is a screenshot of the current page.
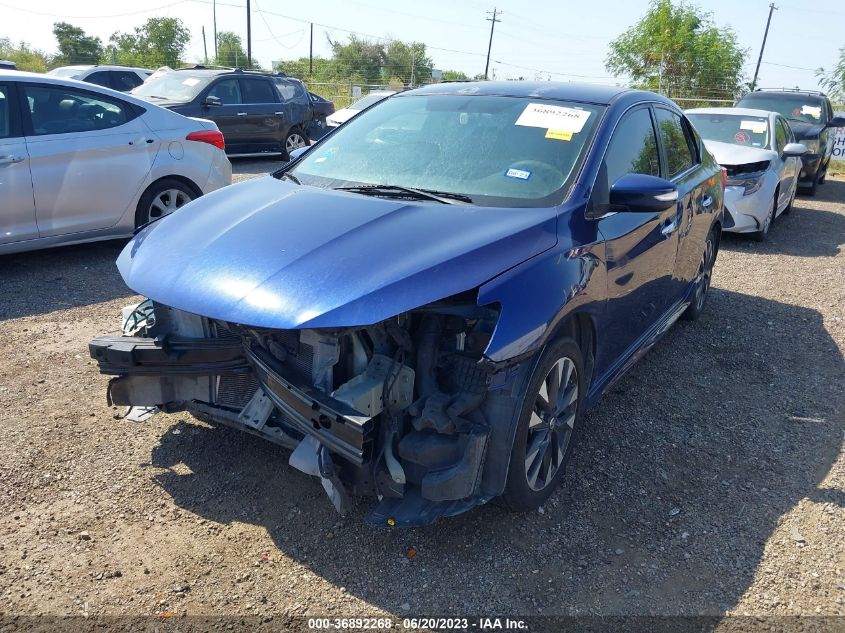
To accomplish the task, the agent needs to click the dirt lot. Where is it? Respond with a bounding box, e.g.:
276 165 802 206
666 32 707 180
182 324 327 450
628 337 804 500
1 161 843 626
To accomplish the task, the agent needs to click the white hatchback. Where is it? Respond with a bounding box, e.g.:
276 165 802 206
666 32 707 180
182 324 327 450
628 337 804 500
0 71 232 255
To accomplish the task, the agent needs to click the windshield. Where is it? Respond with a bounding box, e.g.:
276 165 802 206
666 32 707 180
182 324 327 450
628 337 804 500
48 67 84 78
349 92 392 111
737 95 824 124
687 113 770 148
132 73 210 102
292 94 604 207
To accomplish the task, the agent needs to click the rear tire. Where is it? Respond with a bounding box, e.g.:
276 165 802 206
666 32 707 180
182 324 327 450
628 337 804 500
682 226 718 321
134 179 197 229
284 127 308 159
803 170 819 197
499 337 585 512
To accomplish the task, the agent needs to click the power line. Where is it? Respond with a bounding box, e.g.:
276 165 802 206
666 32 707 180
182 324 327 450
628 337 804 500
0 0 190 19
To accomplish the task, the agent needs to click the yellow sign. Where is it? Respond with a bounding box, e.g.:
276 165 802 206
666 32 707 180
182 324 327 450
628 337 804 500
545 129 573 141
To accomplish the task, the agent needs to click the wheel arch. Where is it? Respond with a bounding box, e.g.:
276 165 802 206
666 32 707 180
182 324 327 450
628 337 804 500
547 311 596 394
134 175 203 228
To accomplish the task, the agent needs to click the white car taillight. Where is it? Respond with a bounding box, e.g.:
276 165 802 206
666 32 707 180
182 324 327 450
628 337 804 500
186 130 225 151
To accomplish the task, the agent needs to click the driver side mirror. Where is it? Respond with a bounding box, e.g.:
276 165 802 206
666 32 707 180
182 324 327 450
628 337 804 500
782 142 807 157
202 95 222 108
826 116 845 128
609 174 678 212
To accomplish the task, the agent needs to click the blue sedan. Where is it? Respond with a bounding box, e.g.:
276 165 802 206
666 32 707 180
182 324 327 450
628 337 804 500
90 82 724 527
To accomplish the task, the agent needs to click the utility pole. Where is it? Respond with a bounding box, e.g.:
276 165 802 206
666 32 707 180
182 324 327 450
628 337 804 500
246 0 252 69
751 3 777 91
309 23 313 75
484 8 501 81
213 0 218 60
202 26 208 63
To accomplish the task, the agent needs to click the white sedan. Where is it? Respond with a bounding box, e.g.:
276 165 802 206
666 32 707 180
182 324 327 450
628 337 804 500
686 107 806 241
0 71 231 255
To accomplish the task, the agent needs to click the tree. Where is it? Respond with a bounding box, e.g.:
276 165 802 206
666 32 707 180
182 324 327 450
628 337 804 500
214 31 248 68
329 35 385 85
52 22 102 65
0 37 50 72
817 47 845 101
106 17 190 68
441 70 470 82
383 41 432 86
605 0 747 100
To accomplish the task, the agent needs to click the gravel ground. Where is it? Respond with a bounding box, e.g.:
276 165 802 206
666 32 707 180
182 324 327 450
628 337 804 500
1 162 843 625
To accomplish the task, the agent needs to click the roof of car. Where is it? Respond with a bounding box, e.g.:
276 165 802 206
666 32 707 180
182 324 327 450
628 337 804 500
172 66 291 78
740 89 826 100
51 64 150 73
406 81 648 105
686 107 776 119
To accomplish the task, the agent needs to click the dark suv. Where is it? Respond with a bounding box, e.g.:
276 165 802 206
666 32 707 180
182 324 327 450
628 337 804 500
736 89 845 195
132 66 313 157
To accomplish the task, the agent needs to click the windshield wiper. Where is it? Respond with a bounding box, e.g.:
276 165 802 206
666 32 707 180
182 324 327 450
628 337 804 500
334 184 472 204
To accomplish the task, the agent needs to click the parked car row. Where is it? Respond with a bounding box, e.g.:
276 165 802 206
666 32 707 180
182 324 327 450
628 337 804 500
684 89 844 241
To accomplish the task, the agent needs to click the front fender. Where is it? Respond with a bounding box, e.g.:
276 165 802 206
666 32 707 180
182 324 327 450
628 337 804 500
478 225 605 364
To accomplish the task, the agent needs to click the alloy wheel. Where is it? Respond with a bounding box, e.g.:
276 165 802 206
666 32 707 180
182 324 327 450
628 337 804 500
525 356 578 492
147 188 192 223
286 132 307 154
693 236 716 311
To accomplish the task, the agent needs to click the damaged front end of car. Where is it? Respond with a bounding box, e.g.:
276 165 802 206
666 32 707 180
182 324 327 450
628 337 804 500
90 292 530 527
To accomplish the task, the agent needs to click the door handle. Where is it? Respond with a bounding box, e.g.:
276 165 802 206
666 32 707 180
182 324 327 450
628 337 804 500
701 195 714 209
274 111 285 116
661 218 679 238
236 112 248 116
0 155 24 165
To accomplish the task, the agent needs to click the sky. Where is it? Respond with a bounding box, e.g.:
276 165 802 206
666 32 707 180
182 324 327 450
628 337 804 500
1 0 842 95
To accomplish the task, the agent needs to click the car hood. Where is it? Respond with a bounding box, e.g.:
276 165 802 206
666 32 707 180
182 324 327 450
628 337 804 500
117 177 558 329
327 109 358 125
134 95 191 109
703 140 777 166
787 121 824 141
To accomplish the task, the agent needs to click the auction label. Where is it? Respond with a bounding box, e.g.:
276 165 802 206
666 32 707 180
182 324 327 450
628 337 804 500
515 103 591 133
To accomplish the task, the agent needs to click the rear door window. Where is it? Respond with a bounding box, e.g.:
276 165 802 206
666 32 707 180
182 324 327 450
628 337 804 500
273 78 296 103
240 78 276 104
207 79 242 105
655 108 696 178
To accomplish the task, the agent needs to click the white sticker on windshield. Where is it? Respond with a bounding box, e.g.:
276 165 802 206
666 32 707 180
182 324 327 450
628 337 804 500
182 78 200 87
515 103 591 133
504 167 531 180
740 120 767 134
801 105 821 119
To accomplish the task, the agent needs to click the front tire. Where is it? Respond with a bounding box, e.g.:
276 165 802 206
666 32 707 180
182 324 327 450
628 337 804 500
751 194 776 242
682 226 718 321
500 337 585 512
